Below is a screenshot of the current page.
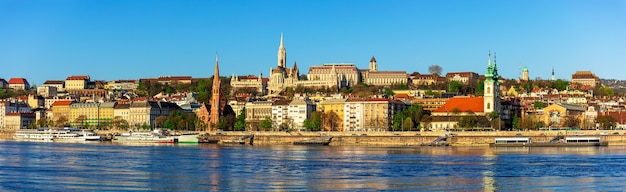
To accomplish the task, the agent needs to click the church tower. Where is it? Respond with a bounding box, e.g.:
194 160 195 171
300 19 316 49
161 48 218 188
484 51 501 114
209 53 223 130
522 66 529 81
551 67 555 81
369 56 378 72
277 32 286 68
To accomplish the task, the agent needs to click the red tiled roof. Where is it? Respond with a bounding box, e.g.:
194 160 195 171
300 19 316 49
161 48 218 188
66 76 90 80
43 80 64 85
8 78 28 84
51 100 74 107
433 97 484 113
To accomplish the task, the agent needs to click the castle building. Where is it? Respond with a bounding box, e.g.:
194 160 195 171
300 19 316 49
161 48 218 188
268 33 301 94
267 33 408 94
364 56 407 86
571 71 601 88
230 74 268 95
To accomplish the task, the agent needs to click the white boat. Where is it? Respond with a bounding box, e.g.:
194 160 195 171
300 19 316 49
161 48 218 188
13 129 56 141
14 128 102 142
78 130 102 141
175 134 199 143
114 131 177 143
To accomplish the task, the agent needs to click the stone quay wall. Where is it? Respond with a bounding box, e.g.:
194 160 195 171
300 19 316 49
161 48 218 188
204 130 626 146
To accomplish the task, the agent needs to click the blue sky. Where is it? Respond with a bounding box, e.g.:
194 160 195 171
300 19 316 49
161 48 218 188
1 0 625 85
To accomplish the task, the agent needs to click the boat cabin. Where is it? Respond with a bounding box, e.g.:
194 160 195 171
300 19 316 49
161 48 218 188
494 137 532 144
565 137 601 143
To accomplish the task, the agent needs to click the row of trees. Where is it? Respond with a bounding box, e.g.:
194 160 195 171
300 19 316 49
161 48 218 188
392 105 432 131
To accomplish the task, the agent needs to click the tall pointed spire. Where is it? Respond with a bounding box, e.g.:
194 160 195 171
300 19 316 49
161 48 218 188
280 32 284 49
292 61 299 77
485 51 493 80
209 52 223 131
213 52 220 83
487 50 492 68
277 33 287 68
493 52 499 80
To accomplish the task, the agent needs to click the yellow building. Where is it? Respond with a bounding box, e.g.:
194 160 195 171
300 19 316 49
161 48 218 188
99 102 116 126
542 103 585 128
69 102 116 128
70 102 100 128
51 100 74 125
317 98 346 131
65 76 90 90
410 97 449 111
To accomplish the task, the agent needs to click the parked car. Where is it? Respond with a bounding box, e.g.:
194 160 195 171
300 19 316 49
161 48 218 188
515 133 523 136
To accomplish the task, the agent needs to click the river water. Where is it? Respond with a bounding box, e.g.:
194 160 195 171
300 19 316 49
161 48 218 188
1 141 625 191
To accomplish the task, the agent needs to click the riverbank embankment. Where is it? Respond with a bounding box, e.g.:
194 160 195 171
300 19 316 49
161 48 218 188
3 129 626 146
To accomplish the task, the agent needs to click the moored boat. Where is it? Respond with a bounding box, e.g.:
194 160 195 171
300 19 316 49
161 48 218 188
13 128 56 141
14 128 103 142
114 131 177 143
490 136 608 147
175 134 199 143
293 136 332 145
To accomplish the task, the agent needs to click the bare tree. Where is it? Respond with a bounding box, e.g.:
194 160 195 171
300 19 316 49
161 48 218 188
428 65 443 76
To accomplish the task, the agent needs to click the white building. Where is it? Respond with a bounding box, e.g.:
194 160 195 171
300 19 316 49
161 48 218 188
0 100 32 129
271 99 291 130
288 96 316 131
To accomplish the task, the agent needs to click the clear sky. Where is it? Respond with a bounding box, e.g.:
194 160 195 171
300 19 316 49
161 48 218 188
1 0 625 86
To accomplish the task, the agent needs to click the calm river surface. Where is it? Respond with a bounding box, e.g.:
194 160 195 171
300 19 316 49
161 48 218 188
1 141 626 191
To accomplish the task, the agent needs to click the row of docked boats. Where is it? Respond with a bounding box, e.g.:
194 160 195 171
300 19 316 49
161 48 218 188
13 128 200 144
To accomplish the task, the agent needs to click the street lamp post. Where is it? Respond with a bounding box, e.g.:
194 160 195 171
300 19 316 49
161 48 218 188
445 107 450 132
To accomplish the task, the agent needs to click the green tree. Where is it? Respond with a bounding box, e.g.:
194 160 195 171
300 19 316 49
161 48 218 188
598 115 617 129
512 115 520 129
383 87 395 96
476 80 485 96
448 81 461 93
552 79 569 91
533 101 546 109
402 117 413 131
309 111 323 131
392 112 406 131
234 109 246 131
259 117 273 131
487 111 500 129
141 123 150 130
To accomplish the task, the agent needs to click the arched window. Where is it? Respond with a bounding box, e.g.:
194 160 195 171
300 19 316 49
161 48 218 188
487 102 491 110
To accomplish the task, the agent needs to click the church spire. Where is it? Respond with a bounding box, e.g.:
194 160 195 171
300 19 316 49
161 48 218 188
369 55 378 72
493 52 499 80
277 33 287 68
209 52 223 131
292 61 299 77
485 51 493 80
